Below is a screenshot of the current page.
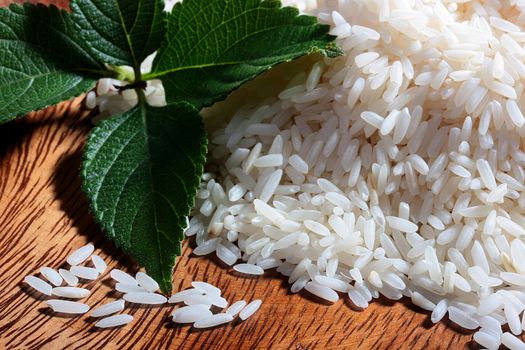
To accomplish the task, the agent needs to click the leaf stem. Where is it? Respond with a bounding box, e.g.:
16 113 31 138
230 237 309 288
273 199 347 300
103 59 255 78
133 62 147 106
133 64 142 84
136 85 147 106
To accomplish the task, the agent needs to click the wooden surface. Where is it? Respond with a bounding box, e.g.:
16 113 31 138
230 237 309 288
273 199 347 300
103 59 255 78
0 1 488 348
0 99 485 350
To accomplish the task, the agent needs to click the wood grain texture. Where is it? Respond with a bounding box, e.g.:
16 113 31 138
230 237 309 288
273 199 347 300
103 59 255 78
0 1 503 349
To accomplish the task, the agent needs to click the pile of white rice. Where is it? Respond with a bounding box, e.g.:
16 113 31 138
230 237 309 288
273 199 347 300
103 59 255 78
193 0 525 348
88 0 525 348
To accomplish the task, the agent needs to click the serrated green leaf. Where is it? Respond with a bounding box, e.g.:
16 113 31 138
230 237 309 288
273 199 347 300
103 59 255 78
71 0 167 68
146 0 341 109
0 3 107 123
81 102 207 293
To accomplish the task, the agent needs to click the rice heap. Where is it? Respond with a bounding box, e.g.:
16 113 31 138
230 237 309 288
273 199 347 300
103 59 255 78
90 0 525 348
187 1 525 348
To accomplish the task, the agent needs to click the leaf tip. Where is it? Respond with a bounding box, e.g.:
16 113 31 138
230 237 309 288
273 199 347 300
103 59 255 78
159 279 172 295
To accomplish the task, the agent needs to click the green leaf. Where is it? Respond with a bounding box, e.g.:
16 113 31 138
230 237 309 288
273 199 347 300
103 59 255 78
71 0 167 68
0 3 107 123
81 102 207 293
146 0 341 109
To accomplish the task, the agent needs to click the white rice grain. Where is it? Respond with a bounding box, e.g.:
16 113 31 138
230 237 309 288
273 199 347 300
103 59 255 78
58 269 78 287
477 159 497 190
497 217 525 237
305 281 339 302
123 292 167 305
191 281 222 297
239 300 262 320
448 306 479 329
66 244 95 266
169 289 204 304
253 154 283 168
502 332 525 350
24 276 52 296
226 300 247 316
95 314 133 328
115 283 147 294
91 300 125 317
39 267 63 287
110 269 137 285
473 331 501 350
260 169 283 203
288 155 309 174
136 272 159 292
172 305 213 323
51 287 90 299
47 300 89 314
70 266 99 280
386 216 418 233
91 255 107 274
194 313 233 328
233 263 264 275
431 300 448 323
